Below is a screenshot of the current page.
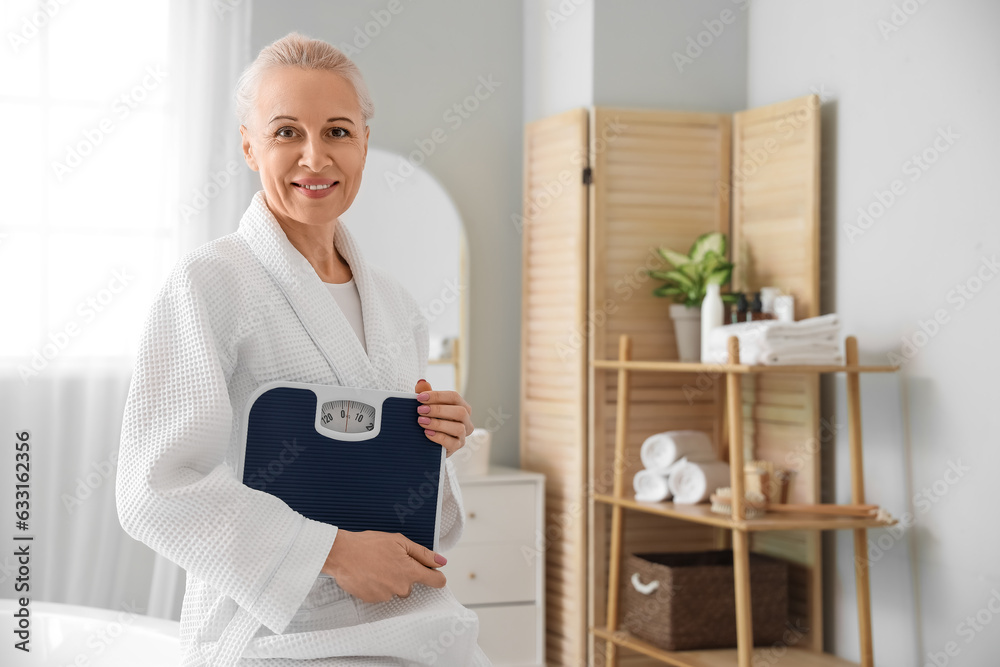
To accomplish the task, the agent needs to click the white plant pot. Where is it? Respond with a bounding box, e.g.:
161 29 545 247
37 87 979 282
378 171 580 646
669 304 702 362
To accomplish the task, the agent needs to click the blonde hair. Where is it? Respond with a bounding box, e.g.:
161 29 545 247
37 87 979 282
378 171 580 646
234 32 375 127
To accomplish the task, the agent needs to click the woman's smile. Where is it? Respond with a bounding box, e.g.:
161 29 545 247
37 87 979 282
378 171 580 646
292 177 339 198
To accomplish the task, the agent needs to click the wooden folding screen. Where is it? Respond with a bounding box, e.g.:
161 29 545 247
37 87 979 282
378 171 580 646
520 108 590 667
521 95 822 665
732 95 823 650
587 108 733 666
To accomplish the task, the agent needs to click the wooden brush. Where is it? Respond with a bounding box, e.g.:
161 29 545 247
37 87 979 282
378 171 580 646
709 487 768 519
709 488 897 524
766 503 878 517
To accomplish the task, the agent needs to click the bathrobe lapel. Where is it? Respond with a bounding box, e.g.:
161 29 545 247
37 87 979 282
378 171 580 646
236 191 392 390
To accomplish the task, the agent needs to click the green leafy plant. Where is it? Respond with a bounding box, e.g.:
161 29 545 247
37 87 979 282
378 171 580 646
649 232 737 307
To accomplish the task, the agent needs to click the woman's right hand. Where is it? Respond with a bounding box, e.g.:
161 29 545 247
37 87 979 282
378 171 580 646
321 529 448 602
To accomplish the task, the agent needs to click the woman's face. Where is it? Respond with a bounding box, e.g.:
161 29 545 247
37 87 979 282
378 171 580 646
240 66 369 229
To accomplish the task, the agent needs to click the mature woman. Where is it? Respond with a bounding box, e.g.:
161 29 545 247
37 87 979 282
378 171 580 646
115 33 490 666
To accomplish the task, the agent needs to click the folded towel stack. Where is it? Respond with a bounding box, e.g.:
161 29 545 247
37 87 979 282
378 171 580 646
704 313 843 365
631 431 723 503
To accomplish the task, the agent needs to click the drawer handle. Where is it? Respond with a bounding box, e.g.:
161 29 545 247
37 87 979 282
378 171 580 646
468 511 477 519
631 573 659 595
468 572 476 580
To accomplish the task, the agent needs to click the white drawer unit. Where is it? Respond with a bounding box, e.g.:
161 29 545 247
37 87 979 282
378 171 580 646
461 483 537 545
444 543 536 605
449 465 545 666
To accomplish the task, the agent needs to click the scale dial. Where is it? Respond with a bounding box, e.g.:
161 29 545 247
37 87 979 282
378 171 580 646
320 400 377 434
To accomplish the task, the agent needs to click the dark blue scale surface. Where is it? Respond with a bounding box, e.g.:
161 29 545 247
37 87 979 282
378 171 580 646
242 387 441 550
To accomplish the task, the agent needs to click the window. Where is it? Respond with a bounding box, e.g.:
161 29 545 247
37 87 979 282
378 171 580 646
1 0 175 375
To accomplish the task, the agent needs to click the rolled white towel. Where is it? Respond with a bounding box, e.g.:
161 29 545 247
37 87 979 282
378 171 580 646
639 431 716 474
633 470 671 502
669 460 732 504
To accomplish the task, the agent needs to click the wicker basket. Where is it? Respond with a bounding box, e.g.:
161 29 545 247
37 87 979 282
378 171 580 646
621 550 788 650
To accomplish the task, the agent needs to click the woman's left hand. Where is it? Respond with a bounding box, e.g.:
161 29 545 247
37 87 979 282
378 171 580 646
414 379 473 458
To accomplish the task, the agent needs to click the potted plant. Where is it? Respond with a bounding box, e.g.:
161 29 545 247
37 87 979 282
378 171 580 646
650 232 737 362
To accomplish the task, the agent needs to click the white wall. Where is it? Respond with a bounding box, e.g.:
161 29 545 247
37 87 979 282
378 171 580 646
593 0 748 112
524 0 748 123
747 1 1000 664
523 0 594 123
250 0 524 466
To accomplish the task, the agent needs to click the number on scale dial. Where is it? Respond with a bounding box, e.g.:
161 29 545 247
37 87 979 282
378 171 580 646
320 400 377 434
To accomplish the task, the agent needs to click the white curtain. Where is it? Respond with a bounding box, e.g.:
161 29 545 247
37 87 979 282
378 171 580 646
169 0 257 255
0 362 147 610
143 0 256 620
0 0 254 622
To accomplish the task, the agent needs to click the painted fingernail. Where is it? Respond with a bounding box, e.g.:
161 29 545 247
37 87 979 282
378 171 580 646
434 553 447 565
417 405 430 414
425 430 436 436
417 392 430 401
418 416 431 425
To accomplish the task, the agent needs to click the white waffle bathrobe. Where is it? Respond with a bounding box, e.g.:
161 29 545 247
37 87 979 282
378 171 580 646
116 191 490 666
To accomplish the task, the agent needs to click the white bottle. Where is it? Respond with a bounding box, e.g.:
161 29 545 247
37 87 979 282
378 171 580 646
700 283 724 362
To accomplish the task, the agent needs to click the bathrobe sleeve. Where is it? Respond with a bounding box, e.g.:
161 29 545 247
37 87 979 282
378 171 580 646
115 258 337 636
410 306 466 552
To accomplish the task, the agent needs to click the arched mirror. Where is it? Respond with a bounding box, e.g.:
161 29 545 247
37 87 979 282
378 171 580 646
340 147 468 395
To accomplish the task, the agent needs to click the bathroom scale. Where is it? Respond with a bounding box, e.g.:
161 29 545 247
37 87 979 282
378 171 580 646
237 381 444 551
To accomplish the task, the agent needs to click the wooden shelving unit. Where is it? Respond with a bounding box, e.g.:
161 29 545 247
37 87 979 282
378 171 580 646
589 333 899 667
427 337 461 391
